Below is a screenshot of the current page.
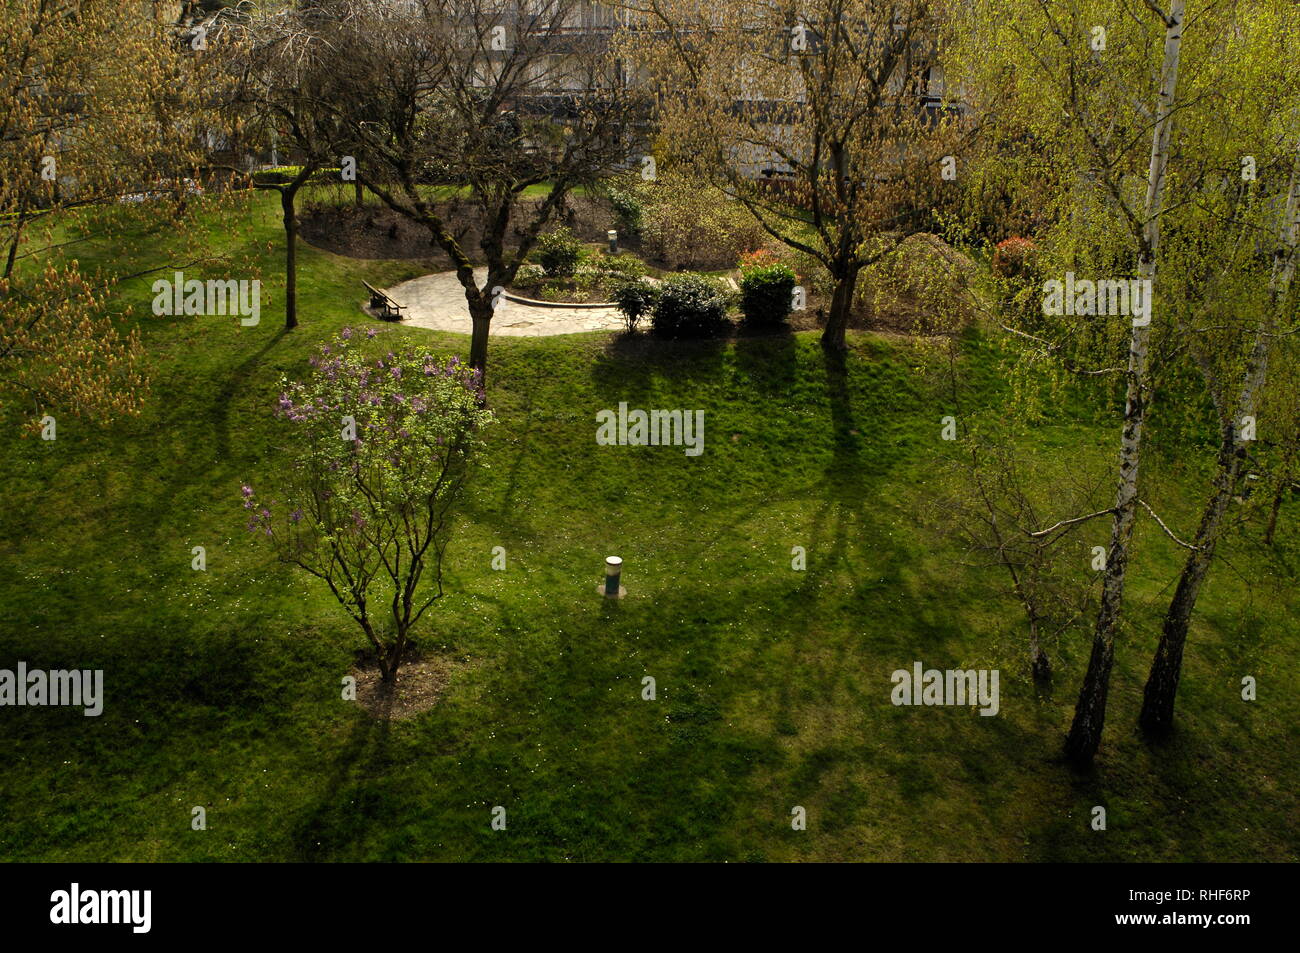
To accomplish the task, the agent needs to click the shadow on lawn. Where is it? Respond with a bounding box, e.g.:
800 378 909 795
212 325 294 463
288 695 396 860
732 327 799 396
592 332 728 402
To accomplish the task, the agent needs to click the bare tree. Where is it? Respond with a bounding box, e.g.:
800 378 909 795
623 0 965 354
311 0 645 386
216 2 358 329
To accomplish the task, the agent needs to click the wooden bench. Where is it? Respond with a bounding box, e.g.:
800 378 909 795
362 280 406 321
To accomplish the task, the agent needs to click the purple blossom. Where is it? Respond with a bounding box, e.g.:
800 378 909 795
290 508 304 524
366 327 378 338
340 327 353 339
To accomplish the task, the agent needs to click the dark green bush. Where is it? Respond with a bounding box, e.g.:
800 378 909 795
739 263 797 326
650 274 730 338
611 278 660 332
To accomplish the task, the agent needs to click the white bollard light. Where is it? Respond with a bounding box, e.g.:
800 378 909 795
601 555 625 598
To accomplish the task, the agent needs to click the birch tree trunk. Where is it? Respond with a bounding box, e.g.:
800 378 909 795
1138 134 1300 737
1064 0 1185 767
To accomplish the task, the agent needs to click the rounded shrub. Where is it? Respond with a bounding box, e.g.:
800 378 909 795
650 273 730 338
535 227 585 278
739 263 797 326
591 253 648 280
992 236 1037 278
611 278 660 332
512 263 547 289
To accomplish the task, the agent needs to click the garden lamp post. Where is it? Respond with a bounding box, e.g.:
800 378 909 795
601 555 625 598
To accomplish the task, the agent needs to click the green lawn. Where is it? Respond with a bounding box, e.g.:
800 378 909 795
1 191 1296 861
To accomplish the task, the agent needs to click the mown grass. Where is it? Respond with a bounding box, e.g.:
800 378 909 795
0 191 1296 861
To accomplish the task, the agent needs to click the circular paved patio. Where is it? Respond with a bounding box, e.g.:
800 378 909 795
380 268 624 336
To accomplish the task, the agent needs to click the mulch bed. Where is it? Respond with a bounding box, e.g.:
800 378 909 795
350 654 458 721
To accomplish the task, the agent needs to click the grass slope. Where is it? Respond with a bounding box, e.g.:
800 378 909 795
0 191 1296 861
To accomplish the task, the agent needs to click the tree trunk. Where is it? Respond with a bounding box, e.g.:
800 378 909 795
820 265 860 354
282 185 299 330
1139 134 1299 736
3 196 30 280
468 296 492 392
1029 614 1051 683
1064 0 1184 767
1138 431 1238 736
357 613 391 682
1264 451 1294 546
278 165 317 331
384 633 407 683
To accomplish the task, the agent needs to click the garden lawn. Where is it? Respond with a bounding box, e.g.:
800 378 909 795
0 191 1296 861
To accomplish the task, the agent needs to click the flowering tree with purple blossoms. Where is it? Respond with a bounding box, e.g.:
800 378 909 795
243 329 494 683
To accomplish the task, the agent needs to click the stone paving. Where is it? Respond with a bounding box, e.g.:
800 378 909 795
380 268 624 336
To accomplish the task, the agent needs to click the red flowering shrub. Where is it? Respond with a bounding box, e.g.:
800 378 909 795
992 237 1037 278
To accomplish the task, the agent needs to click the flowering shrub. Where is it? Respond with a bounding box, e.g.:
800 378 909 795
242 330 494 682
738 247 782 272
992 237 1037 279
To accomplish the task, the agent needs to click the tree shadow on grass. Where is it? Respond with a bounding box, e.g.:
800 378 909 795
288 688 396 860
731 326 799 397
591 332 728 404
213 325 294 463
460 387 547 539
